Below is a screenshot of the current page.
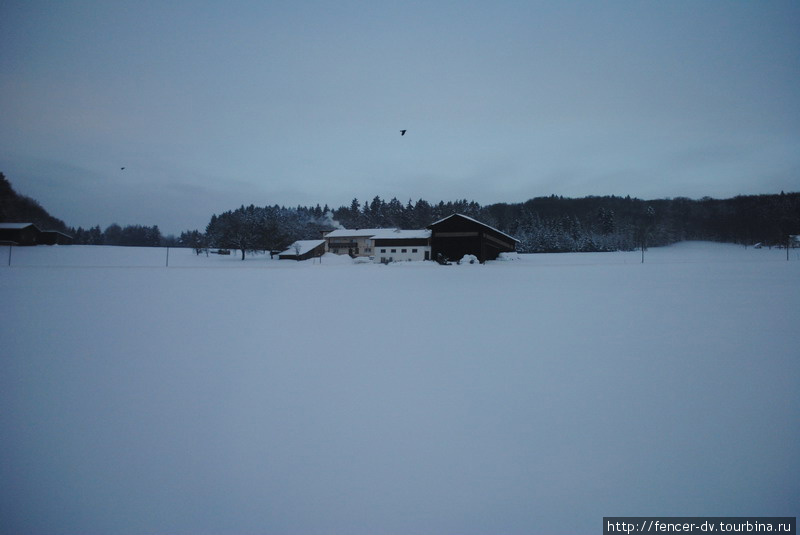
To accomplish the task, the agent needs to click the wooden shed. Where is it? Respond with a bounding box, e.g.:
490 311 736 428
427 213 518 263
278 239 326 261
0 223 42 245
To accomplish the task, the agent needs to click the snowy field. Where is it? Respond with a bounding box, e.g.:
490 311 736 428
1 242 798 535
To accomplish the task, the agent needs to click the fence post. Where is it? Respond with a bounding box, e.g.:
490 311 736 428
166 246 170 267
7 245 11 267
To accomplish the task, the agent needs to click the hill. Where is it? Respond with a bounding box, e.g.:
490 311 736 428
0 172 68 232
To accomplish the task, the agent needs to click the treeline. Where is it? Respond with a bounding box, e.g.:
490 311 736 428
195 192 799 258
3 171 798 254
183 204 335 259
320 193 799 252
486 193 800 252
330 197 482 230
70 224 166 247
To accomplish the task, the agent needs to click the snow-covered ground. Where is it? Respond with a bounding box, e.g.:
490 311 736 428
1 242 798 534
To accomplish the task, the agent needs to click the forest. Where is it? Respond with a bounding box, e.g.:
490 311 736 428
2 172 798 254
192 193 800 256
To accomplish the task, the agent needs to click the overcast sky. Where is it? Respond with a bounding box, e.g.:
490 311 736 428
1 1 798 235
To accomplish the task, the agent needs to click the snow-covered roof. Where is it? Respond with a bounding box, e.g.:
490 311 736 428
324 228 395 238
280 240 325 256
427 213 519 242
369 229 431 240
40 230 72 236
0 222 39 230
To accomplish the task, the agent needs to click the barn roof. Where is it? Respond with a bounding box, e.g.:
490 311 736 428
427 214 519 242
40 230 73 237
324 228 394 238
280 239 325 256
0 222 40 230
369 229 431 240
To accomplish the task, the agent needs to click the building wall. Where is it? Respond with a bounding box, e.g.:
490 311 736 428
358 236 375 257
326 236 374 257
374 245 431 263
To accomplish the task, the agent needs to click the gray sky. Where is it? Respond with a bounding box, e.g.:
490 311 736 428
1 1 798 235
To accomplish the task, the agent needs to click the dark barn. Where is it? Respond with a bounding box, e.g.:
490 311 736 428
38 230 74 245
0 223 42 245
428 213 518 263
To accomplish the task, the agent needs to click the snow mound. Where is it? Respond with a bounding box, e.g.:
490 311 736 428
496 252 521 261
458 254 479 265
319 252 354 264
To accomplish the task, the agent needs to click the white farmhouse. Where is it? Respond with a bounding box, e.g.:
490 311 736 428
322 227 432 262
371 229 432 263
322 228 391 257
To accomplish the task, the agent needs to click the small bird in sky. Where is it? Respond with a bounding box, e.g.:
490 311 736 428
120 167 125 170
400 130 406 136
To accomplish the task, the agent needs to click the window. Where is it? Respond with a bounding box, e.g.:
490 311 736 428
412 249 418 253
391 249 396 253
401 249 407 253
381 249 386 253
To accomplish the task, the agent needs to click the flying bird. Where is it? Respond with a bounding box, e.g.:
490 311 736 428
120 167 125 170
400 130 406 136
